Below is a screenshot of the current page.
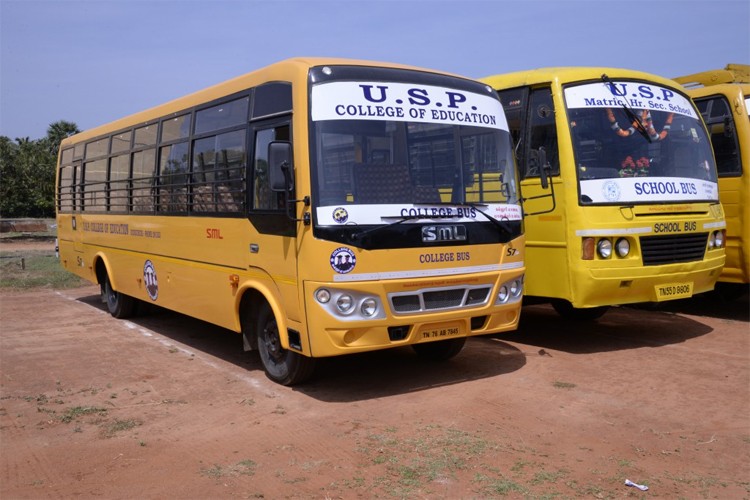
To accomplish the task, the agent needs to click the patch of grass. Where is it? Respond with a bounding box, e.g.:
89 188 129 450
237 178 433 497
59 406 108 423
102 418 141 437
0 252 87 289
474 473 526 496
530 467 569 485
201 459 256 478
553 381 577 389
664 471 724 490
357 425 500 494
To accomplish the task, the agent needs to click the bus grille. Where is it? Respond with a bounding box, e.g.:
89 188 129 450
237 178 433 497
389 286 492 314
639 233 708 266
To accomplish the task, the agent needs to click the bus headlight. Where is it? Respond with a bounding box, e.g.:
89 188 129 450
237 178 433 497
361 298 378 317
497 285 509 303
509 279 523 298
713 230 725 248
315 288 386 320
336 294 354 313
315 288 331 304
615 238 630 258
597 238 612 259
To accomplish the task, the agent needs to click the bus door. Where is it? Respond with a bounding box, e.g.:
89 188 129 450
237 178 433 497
498 86 566 299
248 119 301 321
696 93 748 285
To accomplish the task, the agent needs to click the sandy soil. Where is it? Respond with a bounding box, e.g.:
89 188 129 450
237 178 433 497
1 242 748 498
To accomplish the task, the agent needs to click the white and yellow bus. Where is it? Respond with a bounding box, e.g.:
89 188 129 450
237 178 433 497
674 64 749 299
56 58 526 385
481 67 725 319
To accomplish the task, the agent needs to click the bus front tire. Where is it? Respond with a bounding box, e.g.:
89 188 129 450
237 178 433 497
256 302 315 386
551 300 609 321
412 337 466 361
103 274 136 319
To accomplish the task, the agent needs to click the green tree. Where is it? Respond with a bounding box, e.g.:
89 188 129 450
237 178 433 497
0 136 23 216
0 121 79 218
45 120 79 157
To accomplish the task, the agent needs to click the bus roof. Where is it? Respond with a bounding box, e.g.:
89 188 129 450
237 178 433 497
60 57 465 148
673 64 750 88
480 66 684 92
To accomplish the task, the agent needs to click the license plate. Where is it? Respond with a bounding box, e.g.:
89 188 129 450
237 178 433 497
419 323 463 341
655 282 693 301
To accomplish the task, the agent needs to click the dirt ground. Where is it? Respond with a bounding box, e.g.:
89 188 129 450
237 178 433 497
1 241 749 499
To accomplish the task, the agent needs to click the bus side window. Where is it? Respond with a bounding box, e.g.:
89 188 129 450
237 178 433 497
700 96 742 177
526 88 559 177
253 124 290 210
497 87 528 176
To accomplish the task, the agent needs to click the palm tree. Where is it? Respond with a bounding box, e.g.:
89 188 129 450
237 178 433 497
45 121 79 156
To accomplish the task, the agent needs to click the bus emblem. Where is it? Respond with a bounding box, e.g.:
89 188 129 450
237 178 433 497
422 225 467 243
143 260 159 301
602 181 621 202
332 207 349 223
330 247 356 274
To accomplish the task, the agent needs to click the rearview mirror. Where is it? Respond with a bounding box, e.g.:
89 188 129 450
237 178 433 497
269 141 293 192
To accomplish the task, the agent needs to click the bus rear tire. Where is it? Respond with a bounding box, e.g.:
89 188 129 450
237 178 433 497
103 273 136 319
412 337 466 361
552 300 609 321
256 302 315 386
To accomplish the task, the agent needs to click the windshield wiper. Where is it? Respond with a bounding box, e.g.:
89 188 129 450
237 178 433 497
351 213 455 241
422 201 516 236
350 202 517 242
601 74 652 143
463 202 515 235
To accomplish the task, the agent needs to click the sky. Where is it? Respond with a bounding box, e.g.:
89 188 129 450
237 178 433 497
1 0 748 140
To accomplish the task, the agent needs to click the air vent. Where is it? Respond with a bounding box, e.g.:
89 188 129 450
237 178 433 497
389 285 492 315
640 233 707 265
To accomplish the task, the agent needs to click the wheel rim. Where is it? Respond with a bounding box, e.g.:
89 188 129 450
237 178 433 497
105 280 118 311
262 321 284 363
259 313 288 378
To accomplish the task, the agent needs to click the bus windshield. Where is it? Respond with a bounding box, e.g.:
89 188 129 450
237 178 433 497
564 80 719 205
310 78 521 245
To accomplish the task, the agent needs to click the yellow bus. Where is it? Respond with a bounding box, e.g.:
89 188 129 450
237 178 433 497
56 58 526 385
481 67 725 320
674 64 749 299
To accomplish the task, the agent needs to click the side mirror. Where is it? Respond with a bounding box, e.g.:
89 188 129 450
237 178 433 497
269 141 293 192
535 147 549 189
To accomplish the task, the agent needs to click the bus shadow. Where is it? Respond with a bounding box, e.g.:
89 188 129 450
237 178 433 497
633 290 749 322
304 337 525 401
76 294 527 400
496 303 716 354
